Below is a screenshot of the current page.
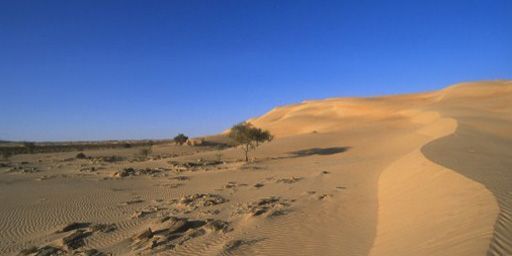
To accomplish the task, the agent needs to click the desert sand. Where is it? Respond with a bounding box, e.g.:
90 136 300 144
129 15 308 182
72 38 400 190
0 80 510 255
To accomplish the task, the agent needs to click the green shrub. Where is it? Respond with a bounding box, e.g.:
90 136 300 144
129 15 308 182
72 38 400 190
174 134 189 145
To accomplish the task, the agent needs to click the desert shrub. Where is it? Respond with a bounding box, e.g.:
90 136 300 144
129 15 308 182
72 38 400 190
23 142 36 154
139 147 152 159
174 134 189 145
1 150 13 161
215 151 223 162
76 152 87 159
100 155 124 162
228 122 273 162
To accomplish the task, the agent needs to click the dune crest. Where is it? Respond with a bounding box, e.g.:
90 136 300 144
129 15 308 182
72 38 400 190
371 114 498 256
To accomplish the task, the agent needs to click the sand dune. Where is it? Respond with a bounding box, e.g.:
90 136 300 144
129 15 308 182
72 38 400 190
0 80 510 255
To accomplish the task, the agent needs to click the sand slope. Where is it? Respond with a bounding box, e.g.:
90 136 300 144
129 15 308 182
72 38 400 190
422 81 512 255
0 80 510 255
250 80 511 255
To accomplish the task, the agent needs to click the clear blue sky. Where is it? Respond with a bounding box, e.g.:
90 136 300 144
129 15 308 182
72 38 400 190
1 0 511 141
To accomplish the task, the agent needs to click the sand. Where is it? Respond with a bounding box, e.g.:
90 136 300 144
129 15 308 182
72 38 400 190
0 80 510 255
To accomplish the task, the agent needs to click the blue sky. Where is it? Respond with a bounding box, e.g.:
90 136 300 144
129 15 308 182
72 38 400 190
1 0 511 141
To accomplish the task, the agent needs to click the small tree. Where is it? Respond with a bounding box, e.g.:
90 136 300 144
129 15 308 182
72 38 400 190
228 122 273 162
174 134 189 145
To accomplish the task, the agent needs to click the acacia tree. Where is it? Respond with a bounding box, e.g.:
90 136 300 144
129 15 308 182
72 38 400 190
174 134 189 145
228 122 273 162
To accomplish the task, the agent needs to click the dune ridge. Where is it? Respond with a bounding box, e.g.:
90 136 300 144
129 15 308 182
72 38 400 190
370 113 498 255
422 81 512 256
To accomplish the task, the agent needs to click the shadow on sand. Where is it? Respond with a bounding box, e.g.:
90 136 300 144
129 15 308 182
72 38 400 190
289 147 350 157
253 146 350 164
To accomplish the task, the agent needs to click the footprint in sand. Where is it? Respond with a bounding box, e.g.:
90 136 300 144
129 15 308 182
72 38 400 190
318 194 333 200
220 181 248 192
276 177 303 184
234 197 292 217
223 238 264 253
170 175 190 181
254 183 265 188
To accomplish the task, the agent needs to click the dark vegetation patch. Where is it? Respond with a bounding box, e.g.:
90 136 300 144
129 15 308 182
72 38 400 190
0 140 166 156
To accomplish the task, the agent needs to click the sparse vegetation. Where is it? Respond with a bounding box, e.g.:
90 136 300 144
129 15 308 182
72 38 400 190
23 142 36 154
76 152 87 159
1 151 13 161
95 155 124 163
228 122 273 162
174 134 189 145
215 151 223 162
139 146 152 159
0 140 164 156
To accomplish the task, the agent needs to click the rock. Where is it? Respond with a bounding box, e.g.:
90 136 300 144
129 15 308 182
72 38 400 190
61 230 91 250
113 167 163 177
90 223 116 233
148 217 186 234
132 217 209 252
168 219 206 234
224 240 244 252
254 183 264 188
18 246 38 255
113 168 136 177
177 193 227 209
224 181 247 189
276 177 303 184
33 245 62 256
134 228 153 241
58 222 90 233
237 197 291 217
223 239 261 252
185 138 205 146
120 199 144 205
73 248 104 256
204 220 231 233
131 210 151 219
95 155 124 163
318 194 333 200
171 176 189 181
79 166 96 172
168 160 223 171
8 167 39 174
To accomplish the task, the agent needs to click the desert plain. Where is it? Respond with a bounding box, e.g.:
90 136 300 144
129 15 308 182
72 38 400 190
1 80 511 256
